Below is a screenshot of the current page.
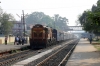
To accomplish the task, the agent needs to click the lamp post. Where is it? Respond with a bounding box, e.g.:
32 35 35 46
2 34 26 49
0 22 2 34
17 11 26 37
17 10 25 37
54 20 55 29
16 14 23 36
52 17 55 29
0 22 1 26
22 10 25 37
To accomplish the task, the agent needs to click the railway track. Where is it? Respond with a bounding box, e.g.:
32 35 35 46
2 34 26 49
0 49 43 66
0 41 66 66
0 39 78 66
23 39 79 66
35 39 79 66
0 46 29 57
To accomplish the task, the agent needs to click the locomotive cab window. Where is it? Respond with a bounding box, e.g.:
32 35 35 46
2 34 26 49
44 28 48 33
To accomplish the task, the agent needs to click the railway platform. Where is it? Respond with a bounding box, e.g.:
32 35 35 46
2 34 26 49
0 43 29 53
66 38 100 66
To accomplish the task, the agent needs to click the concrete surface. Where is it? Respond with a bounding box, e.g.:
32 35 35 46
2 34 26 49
66 38 100 66
0 44 29 53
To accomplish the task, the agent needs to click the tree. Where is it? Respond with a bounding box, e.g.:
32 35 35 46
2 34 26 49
88 0 100 26
0 13 15 35
26 12 54 27
26 12 46 25
78 0 100 37
91 5 97 12
26 12 69 31
78 0 100 40
97 0 100 7
53 14 68 31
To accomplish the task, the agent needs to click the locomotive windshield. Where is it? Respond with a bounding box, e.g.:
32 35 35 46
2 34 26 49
33 24 43 28
33 29 43 37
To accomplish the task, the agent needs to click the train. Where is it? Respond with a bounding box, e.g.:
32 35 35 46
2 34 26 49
29 24 77 49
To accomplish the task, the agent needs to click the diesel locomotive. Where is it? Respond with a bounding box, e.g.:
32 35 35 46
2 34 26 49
29 24 76 49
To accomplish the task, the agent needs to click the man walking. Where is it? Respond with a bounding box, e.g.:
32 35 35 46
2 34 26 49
89 35 92 44
5 36 8 45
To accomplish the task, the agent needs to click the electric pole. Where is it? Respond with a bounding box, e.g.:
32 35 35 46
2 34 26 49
22 10 25 37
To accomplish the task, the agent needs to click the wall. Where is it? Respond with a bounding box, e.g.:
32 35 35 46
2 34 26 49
0 36 29 44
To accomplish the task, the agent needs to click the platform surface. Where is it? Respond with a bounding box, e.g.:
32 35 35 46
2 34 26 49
0 44 29 53
66 39 100 66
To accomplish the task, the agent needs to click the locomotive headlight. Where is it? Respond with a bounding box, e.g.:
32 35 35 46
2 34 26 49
40 30 44 33
43 30 45 33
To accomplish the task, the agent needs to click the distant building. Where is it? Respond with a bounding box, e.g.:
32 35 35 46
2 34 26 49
12 21 27 36
27 24 33 30
26 24 34 35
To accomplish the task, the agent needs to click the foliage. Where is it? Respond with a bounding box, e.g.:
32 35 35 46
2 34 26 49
52 14 68 30
26 12 69 31
78 0 100 36
0 7 15 35
25 12 54 25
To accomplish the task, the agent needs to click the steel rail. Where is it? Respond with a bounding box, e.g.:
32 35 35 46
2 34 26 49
35 43 71 66
35 39 79 66
58 40 78 66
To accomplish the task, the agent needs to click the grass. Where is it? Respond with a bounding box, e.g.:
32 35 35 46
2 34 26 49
92 39 100 51
2 42 14 45
93 44 100 51
7 42 14 44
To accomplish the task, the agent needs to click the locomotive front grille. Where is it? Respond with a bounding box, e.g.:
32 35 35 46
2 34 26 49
33 39 44 41
33 32 42 37
33 39 45 44
39 33 42 37
34 33 37 37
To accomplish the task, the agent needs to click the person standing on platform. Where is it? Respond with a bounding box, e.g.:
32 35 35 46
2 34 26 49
89 35 92 44
18 36 22 45
14 36 17 45
14 36 19 45
22 37 25 45
5 36 8 45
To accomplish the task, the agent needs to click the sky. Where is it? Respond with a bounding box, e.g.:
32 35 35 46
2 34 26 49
0 0 98 26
